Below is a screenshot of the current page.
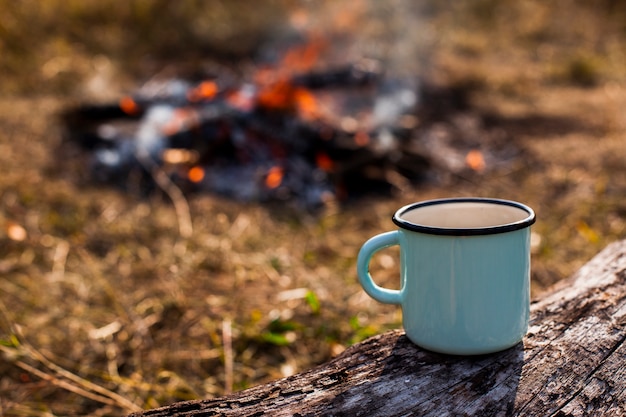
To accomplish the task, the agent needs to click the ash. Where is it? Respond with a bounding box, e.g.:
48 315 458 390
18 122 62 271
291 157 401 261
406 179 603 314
61 59 516 211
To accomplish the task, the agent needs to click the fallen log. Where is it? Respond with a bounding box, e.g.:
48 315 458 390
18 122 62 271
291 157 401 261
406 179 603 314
129 240 626 416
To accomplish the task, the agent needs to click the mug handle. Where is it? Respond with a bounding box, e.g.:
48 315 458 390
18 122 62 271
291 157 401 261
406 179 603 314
357 231 402 305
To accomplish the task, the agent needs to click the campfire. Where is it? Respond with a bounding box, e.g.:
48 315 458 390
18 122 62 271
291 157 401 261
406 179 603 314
62 26 512 210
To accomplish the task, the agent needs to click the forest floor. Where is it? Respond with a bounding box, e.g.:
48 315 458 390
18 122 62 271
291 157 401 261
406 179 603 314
1 1 625 415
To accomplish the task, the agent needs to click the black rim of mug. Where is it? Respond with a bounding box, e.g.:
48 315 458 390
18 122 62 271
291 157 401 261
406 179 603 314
392 197 536 236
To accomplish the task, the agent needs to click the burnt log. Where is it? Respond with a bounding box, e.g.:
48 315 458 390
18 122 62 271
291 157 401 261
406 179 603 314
129 240 626 416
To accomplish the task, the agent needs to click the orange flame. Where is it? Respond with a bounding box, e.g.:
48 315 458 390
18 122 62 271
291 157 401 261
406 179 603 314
119 96 140 115
255 36 326 119
256 81 320 120
293 87 319 121
187 81 219 102
281 36 326 72
188 166 205 183
265 166 284 189
466 150 486 172
256 79 293 111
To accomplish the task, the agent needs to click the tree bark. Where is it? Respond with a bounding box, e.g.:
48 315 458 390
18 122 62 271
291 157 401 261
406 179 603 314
130 240 626 416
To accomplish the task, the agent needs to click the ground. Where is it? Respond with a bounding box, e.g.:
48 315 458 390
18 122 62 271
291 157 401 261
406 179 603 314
0 1 625 415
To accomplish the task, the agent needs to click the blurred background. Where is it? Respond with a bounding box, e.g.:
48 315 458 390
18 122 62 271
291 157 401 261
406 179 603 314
1 0 625 415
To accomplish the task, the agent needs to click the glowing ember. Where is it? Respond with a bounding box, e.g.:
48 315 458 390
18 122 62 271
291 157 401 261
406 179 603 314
62 26 444 211
256 79 294 112
119 96 140 115
466 150 486 172
265 166 284 189
187 81 219 102
188 166 205 183
294 87 319 120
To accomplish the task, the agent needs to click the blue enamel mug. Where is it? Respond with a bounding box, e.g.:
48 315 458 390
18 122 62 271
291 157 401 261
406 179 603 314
357 198 536 355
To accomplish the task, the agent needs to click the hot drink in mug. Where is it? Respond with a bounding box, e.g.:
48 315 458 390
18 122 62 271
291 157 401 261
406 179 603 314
357 198 536 355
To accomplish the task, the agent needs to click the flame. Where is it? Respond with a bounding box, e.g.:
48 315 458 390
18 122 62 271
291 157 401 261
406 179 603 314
255 36 326 119
187 80 219 102
188 166 205 183
119 96 140 115
256 81 320 120
256 79 293 111
265 166 284 189
466 150 486 172
293 88 319 121
282 36 326 72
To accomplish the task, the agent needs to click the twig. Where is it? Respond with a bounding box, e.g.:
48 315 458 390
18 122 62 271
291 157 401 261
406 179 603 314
3 354 123 409
19 335 142 412
222 319 234 394
51 239 70 279
0 301 142 412
135 151 193 241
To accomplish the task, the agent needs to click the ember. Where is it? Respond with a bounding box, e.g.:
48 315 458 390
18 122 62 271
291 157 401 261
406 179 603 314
187 166 205 184
265 166 284 189
61 37 515 210
466 149 486 172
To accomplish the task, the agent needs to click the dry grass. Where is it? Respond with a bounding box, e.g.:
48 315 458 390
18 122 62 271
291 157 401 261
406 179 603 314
1 0 626 415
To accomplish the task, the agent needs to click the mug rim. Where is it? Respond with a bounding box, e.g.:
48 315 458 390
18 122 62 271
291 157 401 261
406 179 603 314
392 197 536 236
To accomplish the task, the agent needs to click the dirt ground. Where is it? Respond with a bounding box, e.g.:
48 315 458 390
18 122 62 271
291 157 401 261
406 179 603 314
1 1 625 415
